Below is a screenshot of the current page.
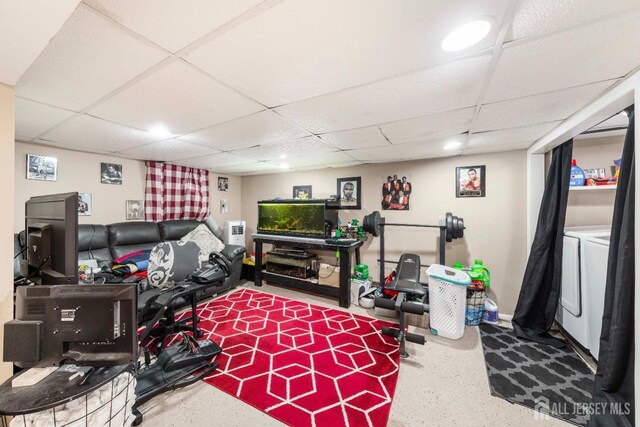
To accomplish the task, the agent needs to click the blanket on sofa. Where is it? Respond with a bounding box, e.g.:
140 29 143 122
112 250 151 277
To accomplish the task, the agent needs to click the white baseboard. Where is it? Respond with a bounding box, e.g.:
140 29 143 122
498 313 513 322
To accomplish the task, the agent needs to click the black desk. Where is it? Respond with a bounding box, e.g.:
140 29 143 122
0 364 130 416
252 234 364 308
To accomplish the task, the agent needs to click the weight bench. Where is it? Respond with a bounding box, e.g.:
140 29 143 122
374 253 428 358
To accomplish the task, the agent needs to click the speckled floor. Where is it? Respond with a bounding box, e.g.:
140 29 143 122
140 281 568 426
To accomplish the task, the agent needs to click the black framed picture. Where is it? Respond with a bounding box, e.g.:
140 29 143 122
293 185 312 200
337 177 361 210
26 154 57 181
101 162 123 185
126 200 144 220
456 165 486 198
218 176 229 191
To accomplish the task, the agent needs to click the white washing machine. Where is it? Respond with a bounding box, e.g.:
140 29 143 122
583 235 611 361
557 226 610 354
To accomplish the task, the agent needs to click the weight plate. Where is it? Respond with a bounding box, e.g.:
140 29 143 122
454 216 461 239
459 217 464 238
445 212 453 242
451 216 458 239
363 211 381 237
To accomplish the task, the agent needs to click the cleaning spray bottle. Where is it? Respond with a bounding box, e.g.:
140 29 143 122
570 159 586 187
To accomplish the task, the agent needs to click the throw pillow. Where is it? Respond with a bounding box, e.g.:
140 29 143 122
180 224 225 265
148 241 201 289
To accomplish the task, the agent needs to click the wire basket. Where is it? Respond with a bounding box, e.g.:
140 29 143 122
6 371 136 427
465 289 486 326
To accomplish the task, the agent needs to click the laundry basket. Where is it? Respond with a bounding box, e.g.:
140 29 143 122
426 264 471 339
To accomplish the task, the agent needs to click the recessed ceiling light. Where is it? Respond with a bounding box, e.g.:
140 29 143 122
280 154 288 159
441 20 492 52
620 110 628 117
279 163 289 169
148 124 172 139
443 141 463 150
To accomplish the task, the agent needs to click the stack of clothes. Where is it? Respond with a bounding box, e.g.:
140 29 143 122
111 250 151 281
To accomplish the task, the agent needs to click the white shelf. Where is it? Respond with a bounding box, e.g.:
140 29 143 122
569 185 617 191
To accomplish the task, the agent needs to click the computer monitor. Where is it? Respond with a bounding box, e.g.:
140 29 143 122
4 284 138 368
21 192 78 285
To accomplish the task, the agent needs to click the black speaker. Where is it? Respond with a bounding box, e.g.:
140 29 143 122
3 320 42 363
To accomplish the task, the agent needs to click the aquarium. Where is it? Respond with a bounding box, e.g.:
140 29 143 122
257 200 336 238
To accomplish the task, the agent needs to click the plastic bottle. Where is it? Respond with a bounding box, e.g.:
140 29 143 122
471 260 490 289
482 298 499 324
570 159 586 187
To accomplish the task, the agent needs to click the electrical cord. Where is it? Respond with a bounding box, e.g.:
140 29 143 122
318 262 339 279
13 246 27 259
25 255 51 280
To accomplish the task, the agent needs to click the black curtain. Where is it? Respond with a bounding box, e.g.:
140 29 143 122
590 106 635 427
512 140 573 347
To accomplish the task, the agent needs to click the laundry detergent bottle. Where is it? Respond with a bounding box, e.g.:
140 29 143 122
570 159 586 187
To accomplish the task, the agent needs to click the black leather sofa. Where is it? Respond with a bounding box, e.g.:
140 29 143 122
77 220 245 299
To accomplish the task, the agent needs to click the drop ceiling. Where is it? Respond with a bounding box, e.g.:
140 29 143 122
11 0 640 175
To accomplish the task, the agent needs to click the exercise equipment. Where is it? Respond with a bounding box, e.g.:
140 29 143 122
374 254 428 358
361 211 465 286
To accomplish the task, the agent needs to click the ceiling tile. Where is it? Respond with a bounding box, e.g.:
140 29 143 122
293 160 364 172
199 161 279 175
275 55 492 134
115 139 220 161
90 61 264 135
508 0 640 42
174 152 256 170
16 4 168 111
347 135 466 162
467 121 561 150
185 0 507 107
474 80 615 132
287 151 356 168
40 114 159 152
319 127 390 150
381 107 475 144
84 0 262 53
485 11 640 103
179 110 308 151
230 136 339 161
15 98 76 140
0 0 79 85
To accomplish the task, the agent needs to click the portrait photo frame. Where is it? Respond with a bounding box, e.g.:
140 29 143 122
218 176 229 192
456 165 486 198
78 193 92 216
26 154 57 181
337 177 361 210
293 185 312 200
101 162 123 185
126 200 144 220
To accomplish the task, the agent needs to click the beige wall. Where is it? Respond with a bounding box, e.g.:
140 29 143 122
1 84 15 380
14 142 146 232
565 135 624 227
241 150 528 315
208 173 242 230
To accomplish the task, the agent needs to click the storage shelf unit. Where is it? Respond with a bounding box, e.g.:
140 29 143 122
569 186 617 191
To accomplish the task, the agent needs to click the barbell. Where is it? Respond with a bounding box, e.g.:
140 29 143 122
362 211 465 242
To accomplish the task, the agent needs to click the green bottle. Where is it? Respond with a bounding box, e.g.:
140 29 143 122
470 260 490 289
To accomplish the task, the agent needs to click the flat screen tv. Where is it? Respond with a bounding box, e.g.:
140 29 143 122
4 284 138 368
21 192 78 285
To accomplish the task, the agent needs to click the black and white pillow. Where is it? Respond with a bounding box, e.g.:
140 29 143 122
147 241 200 289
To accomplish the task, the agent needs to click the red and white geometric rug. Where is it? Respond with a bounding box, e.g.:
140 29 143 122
175 288 401 427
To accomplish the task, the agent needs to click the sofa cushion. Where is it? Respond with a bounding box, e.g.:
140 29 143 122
108 221 161 259
147 241 201 289
158 220 201 241
78 224 113 268
180 224 225 264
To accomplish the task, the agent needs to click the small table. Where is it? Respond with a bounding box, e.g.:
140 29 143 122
0 364 131 421
252 234 364 308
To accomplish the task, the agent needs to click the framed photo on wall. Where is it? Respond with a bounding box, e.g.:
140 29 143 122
337 177 361 209
126 200 144 220
293 185 312 200
456 165 486 198
78 193 92 216
26 154 57 181
381 174 411 210
101 162 123 185
218 176 229 191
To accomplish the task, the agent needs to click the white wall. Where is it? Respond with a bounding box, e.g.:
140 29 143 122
242 150 528 315
208 173 242 229
1 84 15 381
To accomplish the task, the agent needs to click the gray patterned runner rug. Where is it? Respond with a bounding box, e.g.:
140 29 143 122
479 324 595 425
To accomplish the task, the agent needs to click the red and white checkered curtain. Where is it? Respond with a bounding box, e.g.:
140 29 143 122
144 161 209 222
